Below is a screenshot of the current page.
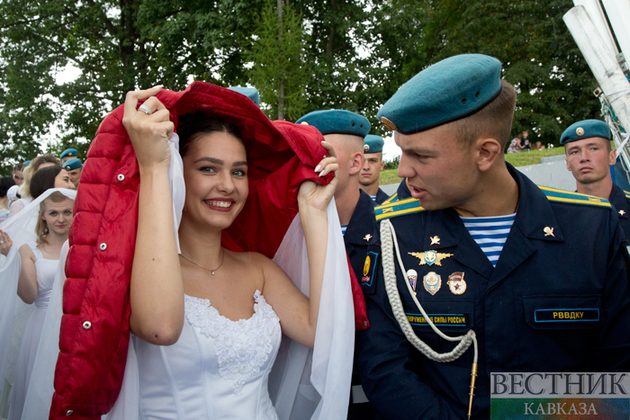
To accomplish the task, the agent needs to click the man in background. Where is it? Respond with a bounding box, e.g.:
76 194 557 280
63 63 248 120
563 119 630 237
359 134 390 205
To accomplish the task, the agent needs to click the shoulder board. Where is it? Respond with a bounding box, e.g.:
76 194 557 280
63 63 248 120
382 192 398 205
624 190 630 200
375 198 426 221
538 186 611 208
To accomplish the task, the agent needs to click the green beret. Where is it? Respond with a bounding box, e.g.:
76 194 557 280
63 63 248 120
60 148 78 159
377 54 503 134
560 119 611 145
23 160 31 166
296 110 370 138
364 134 384 153
63 158 83 171
228 87 260 106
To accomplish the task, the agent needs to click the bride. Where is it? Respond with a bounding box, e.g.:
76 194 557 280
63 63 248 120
119 86 339 419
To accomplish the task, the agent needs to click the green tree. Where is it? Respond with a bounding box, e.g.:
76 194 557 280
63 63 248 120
248 1 309 121
0 0 266 173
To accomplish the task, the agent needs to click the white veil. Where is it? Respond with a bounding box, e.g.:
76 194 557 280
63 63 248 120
0 188 76 419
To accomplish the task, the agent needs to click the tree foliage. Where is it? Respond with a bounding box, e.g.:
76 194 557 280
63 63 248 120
248 2 309 121
0 0 603 173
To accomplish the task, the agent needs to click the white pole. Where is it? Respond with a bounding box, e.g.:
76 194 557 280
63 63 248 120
601 0 630 64
572 0 618 55
564 6 630 131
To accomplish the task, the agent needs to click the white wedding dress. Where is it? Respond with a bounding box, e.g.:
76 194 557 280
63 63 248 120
8 242 59 420
134 290 282 420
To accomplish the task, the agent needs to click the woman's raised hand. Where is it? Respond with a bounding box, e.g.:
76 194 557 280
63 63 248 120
122 86 174 171
298 141 339 213
0 229 13 256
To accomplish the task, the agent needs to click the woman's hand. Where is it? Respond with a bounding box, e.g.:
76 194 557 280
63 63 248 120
0 229 13 256
122 86 174 171
298 141 339 213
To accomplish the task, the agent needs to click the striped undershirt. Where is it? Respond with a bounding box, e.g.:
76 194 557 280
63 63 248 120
370 195 377 202
460 213 516 267
341 225 348 235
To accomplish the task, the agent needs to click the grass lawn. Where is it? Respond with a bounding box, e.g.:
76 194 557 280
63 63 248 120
379 147 567 185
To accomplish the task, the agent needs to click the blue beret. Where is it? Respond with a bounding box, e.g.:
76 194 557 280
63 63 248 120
296 110 370 138
364 134 384 153
377 54 503 134
23 160 31 166
60 148 78 159
63 158 83 171
560 119 611 145
228 87 260 106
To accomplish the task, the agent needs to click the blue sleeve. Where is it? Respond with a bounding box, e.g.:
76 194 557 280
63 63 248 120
594 219 630 369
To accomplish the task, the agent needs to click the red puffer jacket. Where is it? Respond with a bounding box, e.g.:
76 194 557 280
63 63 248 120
50 82 368 419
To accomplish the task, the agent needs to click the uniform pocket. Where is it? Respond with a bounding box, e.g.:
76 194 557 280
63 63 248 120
523 295 603 330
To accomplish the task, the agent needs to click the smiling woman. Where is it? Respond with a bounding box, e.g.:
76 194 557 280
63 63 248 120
84 85 345 420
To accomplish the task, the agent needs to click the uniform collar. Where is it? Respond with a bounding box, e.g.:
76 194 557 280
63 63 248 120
508 163 564 242
608 184 629 219
414 163 564 279
344 190 378 245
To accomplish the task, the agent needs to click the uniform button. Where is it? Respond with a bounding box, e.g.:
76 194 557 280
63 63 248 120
82 321 91 330
66 409 73 416
99 243 107 251
117 174 125 181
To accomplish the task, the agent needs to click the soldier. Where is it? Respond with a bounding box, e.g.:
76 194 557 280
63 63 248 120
356 54 630 419
63 158 83 188
60 148 78 164
296 109 378 419
227 86 260 106
562 119 630 237
359 135 390 204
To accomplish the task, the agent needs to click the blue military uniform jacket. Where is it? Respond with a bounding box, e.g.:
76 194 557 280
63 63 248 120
345 190 380 279
356 164 630 419
608 184 630 239
344 190 379 420
374 187 390 205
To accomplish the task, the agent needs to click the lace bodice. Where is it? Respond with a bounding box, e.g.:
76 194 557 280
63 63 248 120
184 291 281 394
135 290 282 419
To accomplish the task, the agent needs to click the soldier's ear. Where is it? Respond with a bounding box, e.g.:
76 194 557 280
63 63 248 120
349 151 364 175
475 137 501 172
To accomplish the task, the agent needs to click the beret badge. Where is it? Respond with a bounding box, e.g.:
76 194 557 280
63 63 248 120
364 144 370 152
576 127 584 136
381 116 398 131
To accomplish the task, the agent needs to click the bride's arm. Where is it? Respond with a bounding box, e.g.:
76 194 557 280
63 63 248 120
263 143 338 348
122 87 184 345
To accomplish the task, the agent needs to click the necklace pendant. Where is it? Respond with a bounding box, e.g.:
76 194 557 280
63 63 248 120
211 271 215 275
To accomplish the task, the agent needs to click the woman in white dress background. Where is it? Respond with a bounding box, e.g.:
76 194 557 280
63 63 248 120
120 86 339 419
0 189 74 420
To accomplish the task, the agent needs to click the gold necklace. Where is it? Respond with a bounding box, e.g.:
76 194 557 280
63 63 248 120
179 250 225 275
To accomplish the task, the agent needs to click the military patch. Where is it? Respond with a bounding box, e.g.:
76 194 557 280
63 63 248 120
409 250 453 266
423 271 441 295
360 250 379 289
447 272 466 295
406 312 468 327
406 269 418 295
534 308 600 323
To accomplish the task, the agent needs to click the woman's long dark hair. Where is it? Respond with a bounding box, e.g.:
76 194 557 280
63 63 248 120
177 112 244 158
30 166 63 199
